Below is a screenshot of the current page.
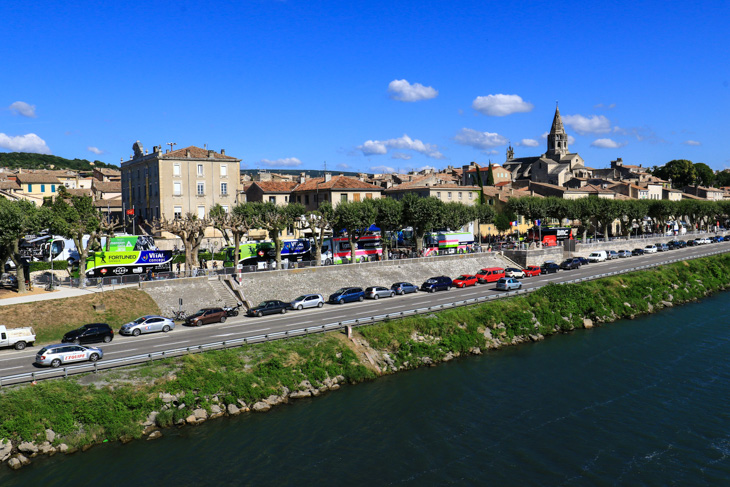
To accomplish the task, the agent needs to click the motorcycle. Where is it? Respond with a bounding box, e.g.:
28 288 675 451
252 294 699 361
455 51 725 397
223 302 243 317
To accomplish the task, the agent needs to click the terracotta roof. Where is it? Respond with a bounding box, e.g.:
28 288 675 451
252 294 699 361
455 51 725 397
386 182 480 192
160 145 239 161
93 197 123 208
248 181 298 193
66 188 93 197
95 167 121 175
15 173 61 184
292 175 381 192
0 180 21 190
681 193 704 200
92 180 122 193
494 181 511 187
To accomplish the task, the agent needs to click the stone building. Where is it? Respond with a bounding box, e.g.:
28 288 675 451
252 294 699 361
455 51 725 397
291 173 382 211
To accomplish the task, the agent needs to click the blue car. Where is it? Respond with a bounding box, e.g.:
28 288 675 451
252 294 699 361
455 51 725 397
391 282 418 295
328 287 365 304
420 276 453 293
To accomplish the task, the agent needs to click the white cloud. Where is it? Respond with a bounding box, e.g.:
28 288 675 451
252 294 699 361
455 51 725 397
87 146 104 155
391 152 412 160
0 133 50 153
684 140 701 146
472 94 534 116
8 101 37 118
358 134 444 159
387 79 438 102
260 157 302 167
593 103 616 109
369 165 396 173
562 114 611 135
453 128 508 150
517 138 539 147
336 163 351 170
590 138 627 149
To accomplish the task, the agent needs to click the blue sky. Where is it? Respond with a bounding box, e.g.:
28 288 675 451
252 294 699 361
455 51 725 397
2 0 729 174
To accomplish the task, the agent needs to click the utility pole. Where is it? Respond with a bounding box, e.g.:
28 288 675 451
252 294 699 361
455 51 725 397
167 142 177 153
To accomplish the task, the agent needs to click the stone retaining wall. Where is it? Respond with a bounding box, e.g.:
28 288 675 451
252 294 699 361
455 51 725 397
502 247 565 267
140 252 513 313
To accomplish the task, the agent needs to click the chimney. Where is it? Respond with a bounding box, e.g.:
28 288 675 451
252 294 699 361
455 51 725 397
207 150 214 158
221 149 226 155
186 150 191 158
299 172 306 184
324 172 332 182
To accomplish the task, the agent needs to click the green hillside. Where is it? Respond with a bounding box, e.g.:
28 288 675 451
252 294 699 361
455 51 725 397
0 152 118 171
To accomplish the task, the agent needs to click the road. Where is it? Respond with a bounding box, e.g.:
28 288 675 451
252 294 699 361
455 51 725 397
1 241 729 383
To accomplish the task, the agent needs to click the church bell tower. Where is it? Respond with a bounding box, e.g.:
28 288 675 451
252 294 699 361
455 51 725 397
546 103 569 159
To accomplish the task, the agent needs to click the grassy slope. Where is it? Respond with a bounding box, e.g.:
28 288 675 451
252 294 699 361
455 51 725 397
0 256 729 450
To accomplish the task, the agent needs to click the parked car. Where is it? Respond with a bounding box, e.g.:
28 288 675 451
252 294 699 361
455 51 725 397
644 244 658 253
632 248 645 256
576 256 590 265
618 250 631 258
35 344 103 368
290 294 325 310
328 287 365 304
475 267 505 284
421 276 453 293
560 258 580 270
365 286 395 299
185 308 227 326
453 275 478 288
588 251 608 262
120 315 175 336
496 277 522 291
62 323 114 344
673 240 687 248
0 324 35 350
657 243 669 252
607 250 619 260
247 300 290 317
504 268 526 279
523 266 542 277
686 239 699 246
391 282 418 295
540 262 560 274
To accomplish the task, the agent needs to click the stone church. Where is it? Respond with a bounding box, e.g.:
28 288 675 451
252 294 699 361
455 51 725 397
503 105 591 186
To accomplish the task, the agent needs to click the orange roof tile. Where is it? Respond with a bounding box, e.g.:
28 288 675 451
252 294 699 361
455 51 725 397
292 175 381 192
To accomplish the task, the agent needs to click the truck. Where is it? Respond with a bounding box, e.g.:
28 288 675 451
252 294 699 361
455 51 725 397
45 234 154 266
223 238 312 267
423 232 474 257
320 235 382 265
0 324 36 350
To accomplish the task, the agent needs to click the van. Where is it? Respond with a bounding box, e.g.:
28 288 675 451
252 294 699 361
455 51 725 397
475 267 505 283
587 251 607 263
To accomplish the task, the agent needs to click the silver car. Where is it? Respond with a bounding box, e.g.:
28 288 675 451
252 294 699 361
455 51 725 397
496 277 522 291
290 293 325 310
365 286 395 299
120 315 175 336
35 344 103 368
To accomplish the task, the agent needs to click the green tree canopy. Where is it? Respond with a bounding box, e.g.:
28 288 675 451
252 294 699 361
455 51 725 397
401 194 445 252
651 159 696 188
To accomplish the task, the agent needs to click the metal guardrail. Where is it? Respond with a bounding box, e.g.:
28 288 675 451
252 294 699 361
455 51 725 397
2 246 728 387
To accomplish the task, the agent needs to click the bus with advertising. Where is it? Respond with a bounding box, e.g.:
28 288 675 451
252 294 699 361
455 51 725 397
423 232 474 257
526 226 574 247
321 234 382 265
224 238 312 267
83 249 173 278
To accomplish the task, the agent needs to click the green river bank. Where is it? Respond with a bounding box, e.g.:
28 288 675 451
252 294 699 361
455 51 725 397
2 254 730 469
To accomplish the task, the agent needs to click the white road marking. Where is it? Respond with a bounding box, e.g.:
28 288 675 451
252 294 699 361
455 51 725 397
212 333 237 337
1 366 24 370
153 341 190 348
248 328 271 333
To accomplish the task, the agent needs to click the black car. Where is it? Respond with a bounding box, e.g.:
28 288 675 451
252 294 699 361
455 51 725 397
632 248 645 256
246 300 290 317
560 258 580 270
62 323 114 344
420 276 453 293
686 239 699 246
540 262 560 274
576 256 589 266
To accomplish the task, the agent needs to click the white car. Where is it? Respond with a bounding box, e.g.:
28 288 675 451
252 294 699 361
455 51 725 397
504 268 525 279
35 344 103 368
644 244 658 253
290 293 325 310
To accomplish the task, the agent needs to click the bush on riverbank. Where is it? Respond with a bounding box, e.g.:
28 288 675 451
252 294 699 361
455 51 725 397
2 255 730 461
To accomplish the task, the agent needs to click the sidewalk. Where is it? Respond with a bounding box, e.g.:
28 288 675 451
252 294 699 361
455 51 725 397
0 286 97 306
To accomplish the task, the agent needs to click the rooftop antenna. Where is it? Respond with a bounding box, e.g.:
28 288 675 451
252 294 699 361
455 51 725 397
166 142 177 153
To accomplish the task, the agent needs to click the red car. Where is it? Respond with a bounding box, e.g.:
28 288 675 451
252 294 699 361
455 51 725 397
453 274 478 288
523 266 541 277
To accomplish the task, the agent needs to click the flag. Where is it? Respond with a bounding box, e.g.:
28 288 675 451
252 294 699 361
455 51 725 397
535 219 541 226
510 220 518 226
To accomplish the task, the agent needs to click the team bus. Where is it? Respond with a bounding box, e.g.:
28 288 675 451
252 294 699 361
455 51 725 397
321 235 382 265
422 232 474 257
224 238 312 267
526 226 574 247
83 250 173 278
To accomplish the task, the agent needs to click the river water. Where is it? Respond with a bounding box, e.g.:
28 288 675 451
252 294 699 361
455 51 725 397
3 294 730 486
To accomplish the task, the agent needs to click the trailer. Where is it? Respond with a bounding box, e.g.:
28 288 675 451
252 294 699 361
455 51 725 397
423 232 474 256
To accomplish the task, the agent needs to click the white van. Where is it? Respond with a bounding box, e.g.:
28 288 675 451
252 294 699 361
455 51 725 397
587 251 607 262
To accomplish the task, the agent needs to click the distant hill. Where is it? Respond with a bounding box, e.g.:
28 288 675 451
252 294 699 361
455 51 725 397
0 152 118 171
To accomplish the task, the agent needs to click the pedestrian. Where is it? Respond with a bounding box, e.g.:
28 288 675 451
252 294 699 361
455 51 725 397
176 262 181 275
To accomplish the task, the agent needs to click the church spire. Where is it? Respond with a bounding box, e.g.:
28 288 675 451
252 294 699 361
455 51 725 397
546 102 569 159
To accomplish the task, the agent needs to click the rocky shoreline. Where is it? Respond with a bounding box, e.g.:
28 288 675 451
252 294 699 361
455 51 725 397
2 255 728 471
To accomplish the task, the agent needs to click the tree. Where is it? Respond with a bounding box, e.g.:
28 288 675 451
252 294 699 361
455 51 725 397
229 203 258 268
332 200 377 263
594 199 623 240
401 194 444 252
49 196 103 285
209 204 233 247
485 163 495 186
572 198 599 241
647 200 673 234
372 198 403 260
441 202 476 232
300 201 335 265
693 162 715 188
0 200 49 293
474 204 495 242
714 170 730 188
156 213 210 271
651 159 696 188
250 202 305 268
493 211 515 234
621 200 649 236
